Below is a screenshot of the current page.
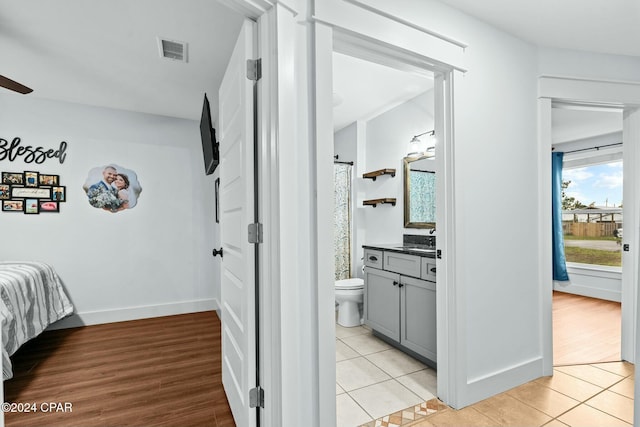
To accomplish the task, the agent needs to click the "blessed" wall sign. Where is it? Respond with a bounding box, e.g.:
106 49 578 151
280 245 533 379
0 137 68 164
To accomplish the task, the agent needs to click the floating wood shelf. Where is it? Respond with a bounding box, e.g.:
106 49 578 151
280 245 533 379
362 168 396 181
363 198 397 208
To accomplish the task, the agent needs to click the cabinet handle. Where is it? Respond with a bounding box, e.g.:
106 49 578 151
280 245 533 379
430 267 436 273
392 281 398 286
369 256 378 262
398 282 404 288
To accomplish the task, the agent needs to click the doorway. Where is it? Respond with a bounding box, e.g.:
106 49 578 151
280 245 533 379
539 76 640 377
331 50 441 426
551 105 624 366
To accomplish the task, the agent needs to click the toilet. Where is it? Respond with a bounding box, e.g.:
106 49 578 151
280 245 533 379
335 278 364 327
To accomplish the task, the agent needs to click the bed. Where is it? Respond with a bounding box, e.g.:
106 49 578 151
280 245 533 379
1 261 74 380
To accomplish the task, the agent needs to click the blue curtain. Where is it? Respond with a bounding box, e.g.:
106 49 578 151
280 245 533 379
552 152 569 281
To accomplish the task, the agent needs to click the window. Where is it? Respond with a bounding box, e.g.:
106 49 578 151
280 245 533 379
562 160 623 268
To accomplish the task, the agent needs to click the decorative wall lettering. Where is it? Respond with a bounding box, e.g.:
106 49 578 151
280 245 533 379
0 137 68 164
1 171 65 214
82 164 142 214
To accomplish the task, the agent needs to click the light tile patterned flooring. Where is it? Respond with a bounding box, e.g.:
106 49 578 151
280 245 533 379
336 322 635 427
335 323 437 426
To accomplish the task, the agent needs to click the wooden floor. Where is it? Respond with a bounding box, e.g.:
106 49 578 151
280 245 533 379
4 311 235 427
553 291 621 366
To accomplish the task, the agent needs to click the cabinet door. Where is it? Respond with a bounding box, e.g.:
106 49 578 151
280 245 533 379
400 275 437 362
364 267 400 341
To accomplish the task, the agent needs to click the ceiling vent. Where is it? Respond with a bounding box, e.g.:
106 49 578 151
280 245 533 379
158 37 188 63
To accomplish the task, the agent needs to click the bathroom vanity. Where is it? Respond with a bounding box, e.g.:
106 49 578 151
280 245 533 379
363 243 437 368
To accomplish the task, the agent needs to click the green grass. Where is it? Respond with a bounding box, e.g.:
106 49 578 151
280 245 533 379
564 246 621 267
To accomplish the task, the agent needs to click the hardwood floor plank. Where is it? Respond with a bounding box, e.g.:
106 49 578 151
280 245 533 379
4 311 235 427
553 291 621 366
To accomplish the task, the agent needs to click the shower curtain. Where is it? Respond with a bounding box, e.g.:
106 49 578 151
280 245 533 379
334 163 352 280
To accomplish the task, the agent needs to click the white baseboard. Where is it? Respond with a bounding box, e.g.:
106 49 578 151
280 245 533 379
47 298 220 330
553 282 621 302
462 357 543 407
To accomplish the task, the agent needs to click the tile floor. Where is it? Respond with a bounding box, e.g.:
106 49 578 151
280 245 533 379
336 322 635 427
335 322 437 427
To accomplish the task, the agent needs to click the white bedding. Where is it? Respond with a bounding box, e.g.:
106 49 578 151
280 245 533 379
1 261 74 380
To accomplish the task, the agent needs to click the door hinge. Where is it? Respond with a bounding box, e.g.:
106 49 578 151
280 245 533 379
249 386 264 408
247 58 262 81
248 223 263 244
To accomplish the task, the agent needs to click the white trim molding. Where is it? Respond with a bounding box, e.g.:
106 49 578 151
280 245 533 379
537 76 640 427
554 264 622 302
217 0 275 20
46 299 219 330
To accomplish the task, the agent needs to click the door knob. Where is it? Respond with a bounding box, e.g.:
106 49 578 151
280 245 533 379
212 248 224 258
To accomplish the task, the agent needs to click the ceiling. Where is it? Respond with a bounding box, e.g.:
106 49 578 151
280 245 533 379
0 0 637 126
0 0 245 121
438 0 640 57
332 53 433 131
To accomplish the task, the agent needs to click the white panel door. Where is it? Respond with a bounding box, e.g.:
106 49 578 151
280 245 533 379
219 19 257 427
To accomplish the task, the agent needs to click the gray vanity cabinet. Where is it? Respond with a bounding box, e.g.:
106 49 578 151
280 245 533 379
401 275 437 362
363 267 401 341
363 249 437 365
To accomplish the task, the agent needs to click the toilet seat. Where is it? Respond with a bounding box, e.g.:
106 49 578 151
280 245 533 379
335 278 364 290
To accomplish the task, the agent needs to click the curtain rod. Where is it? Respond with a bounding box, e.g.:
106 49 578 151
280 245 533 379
553 142 622 154
334 155 354 165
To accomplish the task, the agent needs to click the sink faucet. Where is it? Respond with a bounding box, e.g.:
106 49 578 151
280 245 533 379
429 227 436 235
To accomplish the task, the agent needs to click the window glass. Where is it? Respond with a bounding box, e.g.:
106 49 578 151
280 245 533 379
562 160 623 267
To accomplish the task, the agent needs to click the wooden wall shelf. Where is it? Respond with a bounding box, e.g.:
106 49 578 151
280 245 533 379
362 168 396 181
363 198 396 207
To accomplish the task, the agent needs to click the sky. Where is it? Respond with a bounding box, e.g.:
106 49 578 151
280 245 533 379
563 161 623 207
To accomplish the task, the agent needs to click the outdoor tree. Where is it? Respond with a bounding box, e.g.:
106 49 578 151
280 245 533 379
561 180 587 210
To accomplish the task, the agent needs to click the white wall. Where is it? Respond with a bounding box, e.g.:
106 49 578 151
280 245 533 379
0 94 218 327
362 91 434 244
333 122 357 162
538 47 640 82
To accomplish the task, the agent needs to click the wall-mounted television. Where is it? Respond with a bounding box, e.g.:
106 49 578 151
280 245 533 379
200 93 219 175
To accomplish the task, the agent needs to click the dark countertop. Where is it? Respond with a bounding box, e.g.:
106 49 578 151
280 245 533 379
363 243 436 258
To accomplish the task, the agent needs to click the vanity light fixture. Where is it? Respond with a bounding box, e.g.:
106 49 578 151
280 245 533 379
407 130 435 156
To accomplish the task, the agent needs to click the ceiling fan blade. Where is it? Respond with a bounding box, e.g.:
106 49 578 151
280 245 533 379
0 74 33 94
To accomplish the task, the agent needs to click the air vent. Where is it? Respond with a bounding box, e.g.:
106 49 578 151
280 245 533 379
157 37 188 63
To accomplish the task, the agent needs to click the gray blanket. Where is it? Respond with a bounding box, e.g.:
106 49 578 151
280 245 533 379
1 261 74 380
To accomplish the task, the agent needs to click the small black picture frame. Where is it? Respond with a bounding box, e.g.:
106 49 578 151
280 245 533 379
24 171 39 188
39 200 60 213
215 178 220 223
24 198 39 214
2 200 24 212
52 186 66 202
39 174 59 186
2 172 24 185
0 184 9 200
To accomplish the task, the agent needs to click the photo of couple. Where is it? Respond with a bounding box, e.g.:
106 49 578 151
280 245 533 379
82 164 142 213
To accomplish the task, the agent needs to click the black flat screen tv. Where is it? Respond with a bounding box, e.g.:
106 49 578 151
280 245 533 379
200 93 219 175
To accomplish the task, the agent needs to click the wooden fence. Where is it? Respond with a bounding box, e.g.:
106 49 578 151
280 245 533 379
563 221 621 237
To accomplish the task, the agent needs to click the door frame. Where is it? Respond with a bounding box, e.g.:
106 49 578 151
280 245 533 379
321 26 460 407
538 76 640 377
220 0 462 423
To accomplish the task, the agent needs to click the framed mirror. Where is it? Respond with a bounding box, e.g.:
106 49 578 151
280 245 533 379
404 154 436 228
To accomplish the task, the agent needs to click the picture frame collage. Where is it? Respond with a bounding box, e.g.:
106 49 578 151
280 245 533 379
1 171 66 214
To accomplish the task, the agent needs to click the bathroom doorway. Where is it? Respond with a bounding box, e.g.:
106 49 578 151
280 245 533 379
551 105 624 366
331 50 440 426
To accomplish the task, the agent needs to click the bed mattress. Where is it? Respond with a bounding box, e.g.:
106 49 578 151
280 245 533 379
1 261 74 380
